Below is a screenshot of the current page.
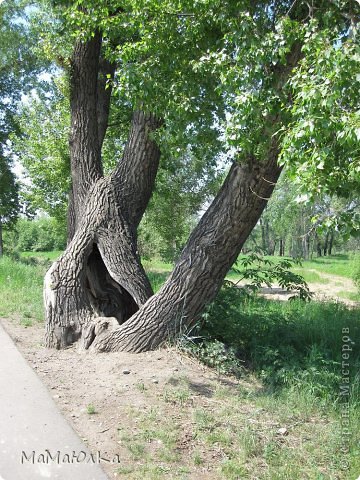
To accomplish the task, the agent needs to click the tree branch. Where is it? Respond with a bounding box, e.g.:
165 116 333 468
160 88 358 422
69 30 103 206
97 57 116 150
112 111 163 228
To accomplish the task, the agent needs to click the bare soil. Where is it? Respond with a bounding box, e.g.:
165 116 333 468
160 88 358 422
259 271 359 307
1 317 245 479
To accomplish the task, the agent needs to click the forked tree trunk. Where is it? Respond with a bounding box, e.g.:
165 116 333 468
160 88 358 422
91 153 282 352
44 108 162 349
44 31 162 349
44 29 302 352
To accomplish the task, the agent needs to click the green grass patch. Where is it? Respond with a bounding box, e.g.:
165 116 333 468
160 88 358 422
300 254 354 279
142 258 173 273
197 290 360 404
292 268 330 284
230 253 355 282
146 271 170 293
0 255 47 322
337 291 360 302
21 250 63 261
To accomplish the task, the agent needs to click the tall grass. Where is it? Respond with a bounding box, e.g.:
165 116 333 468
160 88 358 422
185 286 360 477
196 287 360 405
0 256 47 323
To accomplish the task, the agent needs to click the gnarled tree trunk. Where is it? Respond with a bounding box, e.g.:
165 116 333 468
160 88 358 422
44 31 162 349
44 29 302 352
91 153 282 352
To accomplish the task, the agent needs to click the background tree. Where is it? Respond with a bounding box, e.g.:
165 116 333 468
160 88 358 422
0 0 47 254
0 158 19 256
247 175 359 259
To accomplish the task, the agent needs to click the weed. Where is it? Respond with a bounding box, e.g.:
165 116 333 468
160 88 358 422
193 452 204 466
193 409 215 432
127 442 146 460
135 382 147 393
187 339 244 376
163 379 191 406
86 404 96 415
20 318 33 327
116 466 134 475
157 447 180 463
220 459 248 479
240 427 263 458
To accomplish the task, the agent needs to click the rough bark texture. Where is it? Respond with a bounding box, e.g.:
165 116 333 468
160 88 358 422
45 29 302 352
91 149 282 352
44 32 162 349
44 176 155 349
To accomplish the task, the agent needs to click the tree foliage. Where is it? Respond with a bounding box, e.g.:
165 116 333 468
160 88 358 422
0 0 46 253
16 0 359 236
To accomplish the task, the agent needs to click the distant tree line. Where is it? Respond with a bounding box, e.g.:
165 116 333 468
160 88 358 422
3 218 66 254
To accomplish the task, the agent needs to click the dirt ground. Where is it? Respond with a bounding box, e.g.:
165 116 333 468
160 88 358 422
259 271 359 307
1 275 357 479
2 317 242 479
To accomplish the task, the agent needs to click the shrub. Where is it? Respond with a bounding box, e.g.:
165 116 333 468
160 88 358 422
3 217 66 253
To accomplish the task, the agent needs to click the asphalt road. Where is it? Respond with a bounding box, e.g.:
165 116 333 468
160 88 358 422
0 322 109 480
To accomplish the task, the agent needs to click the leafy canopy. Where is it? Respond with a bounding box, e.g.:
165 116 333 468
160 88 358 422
12 0 360 238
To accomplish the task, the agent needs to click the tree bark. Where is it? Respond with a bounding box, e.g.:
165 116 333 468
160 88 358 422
44 33 162 349
44 174 155 349
44 28 303 352
91 149 282 352
328 231 334 255
323 231 330 256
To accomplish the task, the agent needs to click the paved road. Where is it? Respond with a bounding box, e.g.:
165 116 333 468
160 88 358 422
0 322 109 480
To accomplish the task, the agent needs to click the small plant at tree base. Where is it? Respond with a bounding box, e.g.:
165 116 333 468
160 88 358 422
188 339 244 377
86 404 96 415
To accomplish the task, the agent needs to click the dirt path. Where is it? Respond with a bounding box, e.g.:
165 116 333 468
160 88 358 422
259 270 359 307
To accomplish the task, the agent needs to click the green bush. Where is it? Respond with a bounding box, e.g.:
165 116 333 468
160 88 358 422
185 339 244 376
3 217 66 253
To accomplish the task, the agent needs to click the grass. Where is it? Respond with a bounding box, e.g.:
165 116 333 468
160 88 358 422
295 253 355 279
229 253 355 280
198 291 360 400
21 250 63 261
0 255 46 322
113 370 359 479
338 291 360 302
291 268 330 284
142 258 173 273
1 251 359 478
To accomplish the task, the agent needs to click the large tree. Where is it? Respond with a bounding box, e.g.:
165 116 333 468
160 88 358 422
43 0 359 351
0 0 47 254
